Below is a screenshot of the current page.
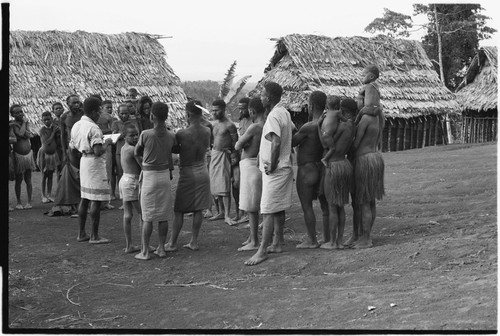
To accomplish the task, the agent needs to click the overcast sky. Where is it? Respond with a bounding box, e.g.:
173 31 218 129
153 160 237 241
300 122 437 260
8 0 499 82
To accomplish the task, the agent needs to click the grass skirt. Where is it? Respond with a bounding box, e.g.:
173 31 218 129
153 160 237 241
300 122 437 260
353 152 385 204
324 159 353 206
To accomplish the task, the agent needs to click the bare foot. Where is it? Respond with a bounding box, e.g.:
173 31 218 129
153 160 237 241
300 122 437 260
241 237 251 246
238 242 259 251
344 236 358 247
77 234 90 242
164 243 178 252
237 214 249 223
231 215 241 222
267 244 283 254
183 242 199 251
89 237 111 244
320 242 336 250
353 240 373 249
244 252 268 266
203 209 213 218
296 241 320 249
154 247 167 257
225 217 238 226
124 245 141 253
208 213 224 221
134 252 151 260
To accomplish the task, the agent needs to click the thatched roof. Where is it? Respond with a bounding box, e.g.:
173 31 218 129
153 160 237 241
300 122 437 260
9 30 188 131
455 46 497 112
250 34 459 119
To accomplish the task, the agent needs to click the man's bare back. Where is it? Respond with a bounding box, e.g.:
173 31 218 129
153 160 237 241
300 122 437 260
175 124 211 166
293 121 323 165
353 114 380 157
121 143 142 175
325 120 355 162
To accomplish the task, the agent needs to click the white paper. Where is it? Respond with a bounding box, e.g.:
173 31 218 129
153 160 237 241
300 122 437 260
103 133 120 143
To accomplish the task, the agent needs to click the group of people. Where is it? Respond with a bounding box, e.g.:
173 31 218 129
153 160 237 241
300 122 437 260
8 64 385 266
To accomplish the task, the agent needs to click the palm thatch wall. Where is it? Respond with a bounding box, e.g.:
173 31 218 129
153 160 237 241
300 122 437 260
9 30 188 131
251 34 460 151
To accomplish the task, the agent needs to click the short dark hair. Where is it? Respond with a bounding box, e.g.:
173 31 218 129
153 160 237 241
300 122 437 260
309 91 327 111
238 97 250 105
186 100 202 116
9 104 22 115
101 100 112 106
137 95 153 116
128 88 138 95
263 82 283 101
151 101 169 121
212 99 226 110
83 97 101 115
66 94 79 105
327 95 341 110
41 111 52 118
125 123 138 135
365 64 380 79
52 102 63 110
89 94 103 102
248 97 264 115
340 98 358 114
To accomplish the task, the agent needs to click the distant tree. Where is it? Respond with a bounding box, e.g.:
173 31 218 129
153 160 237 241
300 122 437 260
364 8 413 37
414 3 496 90
181 80 220 109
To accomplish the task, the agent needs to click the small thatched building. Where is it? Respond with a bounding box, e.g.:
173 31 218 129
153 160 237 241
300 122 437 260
9 30 188 131
251 34 460 152
455 46 497 143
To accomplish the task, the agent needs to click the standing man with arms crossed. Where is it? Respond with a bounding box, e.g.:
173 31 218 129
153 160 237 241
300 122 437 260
208 99 239 225
70 97 113 244
166 101 211 252
234 97 265 251
292 91 329 249
245 82 294 266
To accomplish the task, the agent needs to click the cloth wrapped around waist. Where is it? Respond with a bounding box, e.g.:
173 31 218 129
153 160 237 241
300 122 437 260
209 149 231 196
139 169 172 222
174 161 210 213
260 166 293 214
239 157 262 212
80 155 110 202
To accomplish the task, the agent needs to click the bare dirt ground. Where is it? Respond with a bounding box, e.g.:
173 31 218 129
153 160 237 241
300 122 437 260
6 142 497 331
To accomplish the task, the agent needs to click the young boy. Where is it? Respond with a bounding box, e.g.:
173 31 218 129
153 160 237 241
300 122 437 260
9 104 35 209
112 104 133 203
230 151 243 222
354 64 385 147
134 102 176 260
119 124 143 253
318 95 343 166
37 111 61 203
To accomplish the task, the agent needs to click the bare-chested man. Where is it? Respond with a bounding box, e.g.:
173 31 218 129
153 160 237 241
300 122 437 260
166 100 211 252
60 94 83 168
320 98 356 249
208 99 238 225
292 91 329 249
351 97 385 249
234 97 265 251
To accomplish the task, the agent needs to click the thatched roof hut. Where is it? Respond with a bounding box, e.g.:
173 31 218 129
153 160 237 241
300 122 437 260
251 34 459 120
9 30 188 131
456 46 497 112
455 46 497 143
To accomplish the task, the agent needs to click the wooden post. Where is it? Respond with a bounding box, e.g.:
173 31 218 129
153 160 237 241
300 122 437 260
409 118 414 149
403 119 408 150
395 119 401 151
463 116 468 143
386 118 392 152
433 116 438 145
422 116 427 148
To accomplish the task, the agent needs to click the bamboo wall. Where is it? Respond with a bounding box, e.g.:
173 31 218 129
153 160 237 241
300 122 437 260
462 112 498 143
381 115 447 152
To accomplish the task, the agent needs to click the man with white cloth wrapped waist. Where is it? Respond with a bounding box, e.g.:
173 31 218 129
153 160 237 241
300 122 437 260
245 82 294 266
70 96 113 244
